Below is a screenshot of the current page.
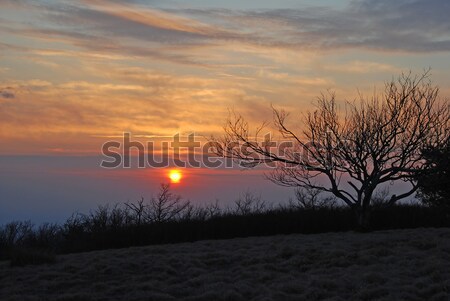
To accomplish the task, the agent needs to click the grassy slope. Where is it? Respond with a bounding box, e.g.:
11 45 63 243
1 228 449 301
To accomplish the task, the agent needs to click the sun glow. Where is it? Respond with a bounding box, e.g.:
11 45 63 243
168 169 182 183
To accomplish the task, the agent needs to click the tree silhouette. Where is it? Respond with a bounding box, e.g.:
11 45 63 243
212 71 449 229
124 184 190 224
147 184 190 223
416 138 450 207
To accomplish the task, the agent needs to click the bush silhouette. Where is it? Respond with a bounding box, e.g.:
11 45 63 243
1 185 449 261
416 138 450 207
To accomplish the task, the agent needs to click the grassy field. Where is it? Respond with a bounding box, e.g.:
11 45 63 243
1 227 449 301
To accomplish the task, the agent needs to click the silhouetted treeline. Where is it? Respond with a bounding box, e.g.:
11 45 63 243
1 185 449 265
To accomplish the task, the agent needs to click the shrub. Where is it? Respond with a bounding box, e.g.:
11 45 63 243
1 185 449 260
416 139 450 207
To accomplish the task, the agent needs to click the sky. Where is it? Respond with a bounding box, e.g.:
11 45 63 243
1 0 450 223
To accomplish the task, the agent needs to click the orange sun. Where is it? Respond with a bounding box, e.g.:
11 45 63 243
168 169 182 183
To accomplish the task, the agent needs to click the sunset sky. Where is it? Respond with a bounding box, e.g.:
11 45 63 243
1 0 449 223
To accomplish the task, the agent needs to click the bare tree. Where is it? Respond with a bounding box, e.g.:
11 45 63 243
212 71 449 229
0 221 34 247
147 183 190 223
290 186 337 210
180 199 223 221
84 205 109 232
234 191 267 215
125 198 147 225
205 199 222 218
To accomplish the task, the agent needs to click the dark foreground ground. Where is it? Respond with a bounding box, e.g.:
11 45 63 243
1 227 449 301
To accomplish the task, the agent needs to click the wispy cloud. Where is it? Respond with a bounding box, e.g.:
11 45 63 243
324 61 401 74
2 0 450 53
179 0 450 52
2 0 449 72
83 0 229 36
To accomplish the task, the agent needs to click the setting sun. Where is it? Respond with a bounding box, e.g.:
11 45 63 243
168 170 182 183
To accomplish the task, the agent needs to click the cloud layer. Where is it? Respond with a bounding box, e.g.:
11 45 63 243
0 0 449 154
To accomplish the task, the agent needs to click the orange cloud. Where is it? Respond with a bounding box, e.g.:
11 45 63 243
84 0 228 36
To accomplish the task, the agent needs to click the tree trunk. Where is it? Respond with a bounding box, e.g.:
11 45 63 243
354 206 371 232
